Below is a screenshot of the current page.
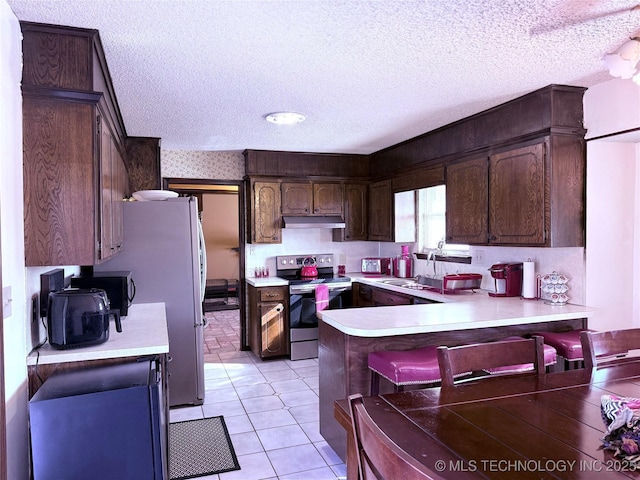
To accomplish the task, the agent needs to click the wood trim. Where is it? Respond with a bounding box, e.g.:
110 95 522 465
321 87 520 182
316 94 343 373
163 178 249 350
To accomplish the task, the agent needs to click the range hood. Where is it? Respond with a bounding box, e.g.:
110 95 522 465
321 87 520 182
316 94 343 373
282 216 346 229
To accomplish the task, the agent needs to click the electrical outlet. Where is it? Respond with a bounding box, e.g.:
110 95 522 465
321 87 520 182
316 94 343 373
475 250 485 264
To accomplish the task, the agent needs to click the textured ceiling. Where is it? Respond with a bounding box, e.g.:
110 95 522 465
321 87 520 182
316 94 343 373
6 0 640 154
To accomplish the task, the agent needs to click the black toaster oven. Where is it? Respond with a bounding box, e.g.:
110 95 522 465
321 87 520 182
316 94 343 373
70 271 135 316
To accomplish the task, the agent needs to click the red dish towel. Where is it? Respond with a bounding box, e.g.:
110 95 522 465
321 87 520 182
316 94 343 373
315 284 329 311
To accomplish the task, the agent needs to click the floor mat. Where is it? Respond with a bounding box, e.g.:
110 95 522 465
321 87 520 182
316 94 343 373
169 416 240 479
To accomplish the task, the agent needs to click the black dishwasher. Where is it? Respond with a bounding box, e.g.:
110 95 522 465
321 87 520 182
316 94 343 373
29 360 166 480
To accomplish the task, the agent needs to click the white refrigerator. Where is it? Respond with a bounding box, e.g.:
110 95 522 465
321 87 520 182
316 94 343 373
97 196 206 407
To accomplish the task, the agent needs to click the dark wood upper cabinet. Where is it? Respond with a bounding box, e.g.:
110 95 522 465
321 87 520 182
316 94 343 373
368 180 393 242
333 183 368 242
281 182 343 216
281 183 313 215
249 181 281 244
489 143 545 245
21 22 130 265
446 138 583 247
125 137 161 192
446 156 489 245
313 183 343 215
243 85 585 247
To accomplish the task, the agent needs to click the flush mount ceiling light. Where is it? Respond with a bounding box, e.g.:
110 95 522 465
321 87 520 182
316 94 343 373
265 112 306 125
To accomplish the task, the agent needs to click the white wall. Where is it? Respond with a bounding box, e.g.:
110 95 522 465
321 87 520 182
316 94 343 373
1 2 29 477
585 141 637 330
584 78 640 331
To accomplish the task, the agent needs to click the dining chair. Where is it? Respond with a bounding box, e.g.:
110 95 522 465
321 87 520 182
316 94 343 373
580 328 640 370
347 394 443 480
530 329 594 370
437 336 545 388
483 336 557 374
368 345 442 395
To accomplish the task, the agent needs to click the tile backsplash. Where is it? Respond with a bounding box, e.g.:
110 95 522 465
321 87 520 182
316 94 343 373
246 229 586 305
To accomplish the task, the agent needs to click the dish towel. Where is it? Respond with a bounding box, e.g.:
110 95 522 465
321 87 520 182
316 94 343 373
315 284 329 312
600 394 640 464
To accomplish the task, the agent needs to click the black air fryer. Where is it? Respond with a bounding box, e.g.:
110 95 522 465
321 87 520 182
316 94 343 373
70 271 135 316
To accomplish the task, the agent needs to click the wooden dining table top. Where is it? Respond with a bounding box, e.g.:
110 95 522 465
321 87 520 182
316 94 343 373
335 359 640 479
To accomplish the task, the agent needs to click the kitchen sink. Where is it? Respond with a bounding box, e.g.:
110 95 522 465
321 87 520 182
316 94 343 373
416 275 444 289
378 278 417 287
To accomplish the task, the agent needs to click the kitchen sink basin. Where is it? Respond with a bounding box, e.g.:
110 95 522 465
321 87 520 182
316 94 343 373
416 275 444 289
378 278 417 287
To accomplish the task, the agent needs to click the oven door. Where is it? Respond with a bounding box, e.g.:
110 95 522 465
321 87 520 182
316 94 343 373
288 286 351 360
289 287 350 328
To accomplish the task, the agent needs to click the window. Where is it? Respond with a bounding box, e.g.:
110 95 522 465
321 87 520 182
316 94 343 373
417 185 468 254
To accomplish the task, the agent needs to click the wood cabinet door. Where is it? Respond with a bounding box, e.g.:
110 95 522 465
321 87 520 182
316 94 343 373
446 156 489 244
23 97 96 266
99 115 115 261
313 183 343 215
253 182 282 243
489 143 545 245
352 283 373 307
368 179 393 241
259 301 288 357
112 141 127 252
248 285 289 358
343 184 367 240
281 182 312 215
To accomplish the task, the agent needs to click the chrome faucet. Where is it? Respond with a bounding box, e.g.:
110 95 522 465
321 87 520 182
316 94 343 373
427 251 437 277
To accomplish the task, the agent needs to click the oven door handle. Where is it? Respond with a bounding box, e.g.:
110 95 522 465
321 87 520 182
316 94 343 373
289 285 352 295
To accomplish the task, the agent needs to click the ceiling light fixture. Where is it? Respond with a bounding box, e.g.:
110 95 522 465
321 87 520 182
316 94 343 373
265 112 306 125
603 37 640 80
603 5 640 84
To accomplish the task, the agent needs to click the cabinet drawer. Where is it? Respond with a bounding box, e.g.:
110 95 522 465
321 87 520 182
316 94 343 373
260 288 286 302
372 288 412 306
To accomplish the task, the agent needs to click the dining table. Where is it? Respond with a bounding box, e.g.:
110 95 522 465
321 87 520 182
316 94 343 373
334 358 640 479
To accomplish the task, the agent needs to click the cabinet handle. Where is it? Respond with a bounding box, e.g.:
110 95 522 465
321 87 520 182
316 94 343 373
314 208 319 213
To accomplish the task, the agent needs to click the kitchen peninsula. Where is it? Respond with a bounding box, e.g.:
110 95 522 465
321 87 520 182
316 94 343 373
317 288 595 461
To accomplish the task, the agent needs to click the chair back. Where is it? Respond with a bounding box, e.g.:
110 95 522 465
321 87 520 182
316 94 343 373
581 329 640 370
347 394 442 480
437 336 545 388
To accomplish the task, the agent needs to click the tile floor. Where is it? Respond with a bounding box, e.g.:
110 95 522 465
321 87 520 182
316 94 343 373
169 309 347 480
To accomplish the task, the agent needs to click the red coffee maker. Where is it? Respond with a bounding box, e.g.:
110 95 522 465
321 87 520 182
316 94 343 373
488 262 523 297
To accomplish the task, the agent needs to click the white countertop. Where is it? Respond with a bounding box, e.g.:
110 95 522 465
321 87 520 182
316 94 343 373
246 276 289 287
319 275 595 337
27 302 169 366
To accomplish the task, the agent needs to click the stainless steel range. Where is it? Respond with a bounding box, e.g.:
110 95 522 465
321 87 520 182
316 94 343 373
276 254 352 360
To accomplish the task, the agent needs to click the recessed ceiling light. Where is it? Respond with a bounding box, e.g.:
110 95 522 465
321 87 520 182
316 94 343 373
265 112 306 125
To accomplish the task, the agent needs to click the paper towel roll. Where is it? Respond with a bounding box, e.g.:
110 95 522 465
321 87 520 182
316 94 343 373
522 260 536 299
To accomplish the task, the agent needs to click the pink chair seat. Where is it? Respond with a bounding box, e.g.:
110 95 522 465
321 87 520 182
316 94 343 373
532 329 594 360
368 345 441 386
484 336 557 374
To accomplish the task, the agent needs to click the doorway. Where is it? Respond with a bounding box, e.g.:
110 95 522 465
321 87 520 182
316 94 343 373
164 178 248 350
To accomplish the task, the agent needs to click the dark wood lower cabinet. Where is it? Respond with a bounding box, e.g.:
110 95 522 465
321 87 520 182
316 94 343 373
248 284 289 358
